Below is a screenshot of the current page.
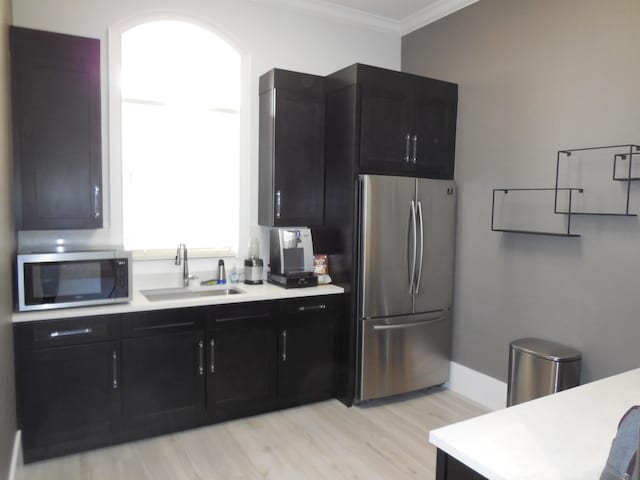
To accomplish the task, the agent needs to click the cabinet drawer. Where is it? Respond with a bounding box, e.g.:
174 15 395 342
208 301 275 330
122 308 204 337
281 295 340 316
15 314 120 350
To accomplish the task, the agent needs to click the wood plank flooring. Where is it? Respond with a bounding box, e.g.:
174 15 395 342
22 387 487 480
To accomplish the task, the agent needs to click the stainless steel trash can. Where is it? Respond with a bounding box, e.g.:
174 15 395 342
507 337 581 407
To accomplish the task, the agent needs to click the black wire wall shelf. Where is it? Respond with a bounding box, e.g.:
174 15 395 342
492 144 640 237
491 188 583 237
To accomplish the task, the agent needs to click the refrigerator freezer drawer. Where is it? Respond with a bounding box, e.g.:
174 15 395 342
360 311 451 401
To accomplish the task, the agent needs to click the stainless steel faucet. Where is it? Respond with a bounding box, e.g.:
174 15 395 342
175 243 197 287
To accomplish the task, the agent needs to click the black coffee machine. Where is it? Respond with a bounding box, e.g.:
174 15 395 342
268 228 317 288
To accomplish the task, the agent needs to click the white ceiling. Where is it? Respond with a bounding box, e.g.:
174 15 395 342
251 0 479 35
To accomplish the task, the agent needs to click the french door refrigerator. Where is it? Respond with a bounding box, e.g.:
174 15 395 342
357 174 456 402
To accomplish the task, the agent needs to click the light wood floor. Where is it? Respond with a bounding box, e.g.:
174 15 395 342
22 388 487 480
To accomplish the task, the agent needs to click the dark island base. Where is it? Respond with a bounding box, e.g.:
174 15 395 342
436 448 488 480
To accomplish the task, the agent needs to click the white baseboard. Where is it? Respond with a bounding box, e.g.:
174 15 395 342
445 362 507 411
8 430 22 480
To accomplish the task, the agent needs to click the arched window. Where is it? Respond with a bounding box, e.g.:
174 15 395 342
119 20 241 255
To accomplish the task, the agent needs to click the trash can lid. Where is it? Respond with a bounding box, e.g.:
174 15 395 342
510 337 581 362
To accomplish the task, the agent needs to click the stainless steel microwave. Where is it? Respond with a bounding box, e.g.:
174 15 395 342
16 250 132 312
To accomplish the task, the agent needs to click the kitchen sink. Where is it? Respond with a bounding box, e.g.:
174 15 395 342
141 286 244 302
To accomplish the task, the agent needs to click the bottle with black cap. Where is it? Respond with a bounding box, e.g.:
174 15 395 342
217 259 226 285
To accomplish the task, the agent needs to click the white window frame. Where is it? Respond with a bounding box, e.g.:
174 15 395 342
108 13 252 260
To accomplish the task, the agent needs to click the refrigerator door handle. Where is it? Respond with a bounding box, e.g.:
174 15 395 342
408 200 417 294
372 314 444 330
415 200 425 293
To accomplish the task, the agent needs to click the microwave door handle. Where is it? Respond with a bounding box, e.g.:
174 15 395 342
415 200 424 293
408 200 417 294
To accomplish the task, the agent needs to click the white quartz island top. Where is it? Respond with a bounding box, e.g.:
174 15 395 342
12 276 344 322
430 368 640 480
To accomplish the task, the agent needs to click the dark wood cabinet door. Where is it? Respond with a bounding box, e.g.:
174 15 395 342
17 341 120 454
356 65 457 178
121 330 205 433
258 69 325 227
278 296 338 403
207 302 278 420
359 68 412 173
10 27 102 230
273 88 325 226
410 78 458 179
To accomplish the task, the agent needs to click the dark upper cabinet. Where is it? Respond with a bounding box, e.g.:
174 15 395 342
277 295 338 403
120 308 206 434
328 64 458 179
10 26 102 230
206 302 278 420
258 69 325 227
14 315 121 462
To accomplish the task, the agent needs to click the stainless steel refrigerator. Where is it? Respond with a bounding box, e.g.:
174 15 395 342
357 174 456 402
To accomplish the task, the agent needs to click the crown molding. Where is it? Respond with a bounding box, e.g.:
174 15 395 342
247 0 479 36
400 0 480 35
247 0 402 34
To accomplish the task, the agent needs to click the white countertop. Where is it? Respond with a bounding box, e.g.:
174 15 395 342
430 368 640 480
12 277 344 322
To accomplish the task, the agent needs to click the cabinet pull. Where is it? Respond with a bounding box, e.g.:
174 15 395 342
281 330 287 361
50 327 92 338
94 185 101 219
404 133 411 163
133 321 195 332
216 313 270 323
275 190 282 219
412 135 418 164
112 351 118 389
210 338 215 373
198 340 204 375
297 304 326 312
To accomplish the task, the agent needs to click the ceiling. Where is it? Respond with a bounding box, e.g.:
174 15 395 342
251 0 479 35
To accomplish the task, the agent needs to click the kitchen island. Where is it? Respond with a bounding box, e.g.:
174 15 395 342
430 368 640 479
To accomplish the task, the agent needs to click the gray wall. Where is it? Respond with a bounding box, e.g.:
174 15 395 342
402 0 640 383
0 0 16 475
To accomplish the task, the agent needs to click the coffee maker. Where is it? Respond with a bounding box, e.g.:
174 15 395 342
268 228 317 288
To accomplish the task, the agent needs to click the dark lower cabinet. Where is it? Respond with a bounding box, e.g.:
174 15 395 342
120 308 206 435
121 331 206 434
14 295 341 462
14 315 121 461
278 296 338 403
207 302 278 420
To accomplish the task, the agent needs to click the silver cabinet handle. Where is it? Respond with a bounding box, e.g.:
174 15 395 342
198 340 204 375
412 135 418 164
133 321 195 333
281 330 287 361
94 185 101 219
50 328 92 338
408 200 417 294
210 338 215 373
415 200 424 293
297 304 326 312
275 190 281 219
112 351 118 389
404 133 411 163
